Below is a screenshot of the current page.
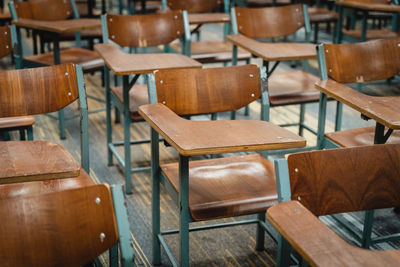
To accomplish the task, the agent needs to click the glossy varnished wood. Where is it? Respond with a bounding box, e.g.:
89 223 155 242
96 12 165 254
315 79 400 129
188 13 230 24
0 184 118 267
0 64 79 117
166 0 222 13
342 28 400 41
0 141 80 184
0 116 35 128
94 43 201 75
0 25 12 59
16 0 73 21
335 0 400 12
12 18 101 33
227 34 316 61
0 168 94 199
322 38 400 84
308 7 338 23
287 144 400 216
162 153 277 220
235 5 305 38
139 103 306 156
268 71 321 106
153 65 260 115
267 201 400 267
106 12 184 48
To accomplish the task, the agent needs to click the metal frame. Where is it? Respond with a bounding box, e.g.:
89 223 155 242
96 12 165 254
146 66 280 266
101 12 191 194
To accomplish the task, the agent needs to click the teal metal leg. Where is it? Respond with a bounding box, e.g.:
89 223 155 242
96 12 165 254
361 11 368 42
27 126 33 140
361 210 374 248
19 129 26 140
256 212 266 251
105 66 114 166
316 93 328 150
123 76 132 194
109 245 119 267
232 45 238 66
299 104 305 136
230 111 236 120
211 113 217 120
179 155 190 267
335 101 343 131
58 109 66 140
244 105 250 116
335 6 343 43
277 235 291 267
151 127 161 265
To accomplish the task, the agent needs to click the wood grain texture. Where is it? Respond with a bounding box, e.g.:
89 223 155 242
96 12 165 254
322 38 400 84
169 41 251 63
162 153 277 220
13 2 33 19
106 11 184 48
342 29 400 41
335 0 400 12
0 116 35 128
227 34 316 61
0 141 80 184
25 0 73 21
188 13 230 24
94 43 201 75
0 25 12 59
139 103 306 156
0 184 118 267
0 168 94 199
166 0 222 13
0 64 79 117
287 144 400 216
111 84 148 121
235 5 305 39
12 18 101 33
326 126 400 147
268 71 321 106
308 7 338 23
154 65 260 115
267 201 400 267
315 79 400 129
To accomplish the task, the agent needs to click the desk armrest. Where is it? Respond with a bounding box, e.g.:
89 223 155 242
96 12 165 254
267 201 400 266
315 79 400 129
139 103 305 156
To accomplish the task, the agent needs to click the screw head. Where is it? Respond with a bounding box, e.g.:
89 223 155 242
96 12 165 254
95 197 101 204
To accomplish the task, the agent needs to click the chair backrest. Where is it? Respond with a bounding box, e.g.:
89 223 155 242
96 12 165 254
0 63 89 172
276 144 400 216
318 38 400 83
0 184 119 266
12 0 76 21
0 25 13 60
233 4 308 38
165 0 223 13
147 64 263 116
104 11 186 48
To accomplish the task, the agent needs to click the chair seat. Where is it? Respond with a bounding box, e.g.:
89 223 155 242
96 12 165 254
342 29 400 41
0 116 35 129
326 126 400 147
169 41 251 63
308 7 338 23
111 84 149 121
41 27 102 41
0 167 94 199
161 153 277 221
268 71 321 106
0 140 81 184
24 48 104 72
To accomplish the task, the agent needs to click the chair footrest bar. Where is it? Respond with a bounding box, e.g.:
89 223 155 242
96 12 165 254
157 234 178 267
331 214 363 243
108 143 125 168
371 233 400 244
112 139 151 146
130 166 151 173
258 219 278 242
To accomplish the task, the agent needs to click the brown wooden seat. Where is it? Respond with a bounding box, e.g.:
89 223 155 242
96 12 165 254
228 4 320 136
0 25 35 141
0 183 134 266
0 63 90 183
268 143 400 266
308 6 338 43
139 64 306 265
13 0 103 71
165 0 252 64
111 84 148 121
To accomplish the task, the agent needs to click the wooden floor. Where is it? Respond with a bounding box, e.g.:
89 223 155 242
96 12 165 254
4 20 400 266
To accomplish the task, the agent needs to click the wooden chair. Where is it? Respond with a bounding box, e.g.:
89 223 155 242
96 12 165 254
0 24 34 141
164 0 252 65
0 183 134 266
315 38 400 248
99 11 195 193
0 63 89 184
228 5 321 139
270 143 400 266
139 64 306 266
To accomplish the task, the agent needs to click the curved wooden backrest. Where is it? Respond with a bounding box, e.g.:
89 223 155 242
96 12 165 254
0 64 79 117
235 4 305 39
166 0 222 13
287 144 400 216
322 38 400 83
0 25 12 59
15 0 73 21
153 64 261 115
0 184 119 266
106 11 185 48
